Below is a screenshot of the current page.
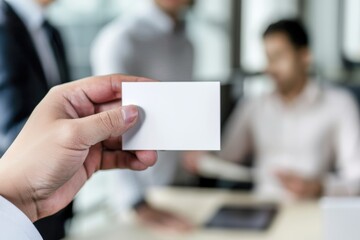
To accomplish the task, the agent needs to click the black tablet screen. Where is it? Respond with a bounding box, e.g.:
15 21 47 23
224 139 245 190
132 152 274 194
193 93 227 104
205 205 278 231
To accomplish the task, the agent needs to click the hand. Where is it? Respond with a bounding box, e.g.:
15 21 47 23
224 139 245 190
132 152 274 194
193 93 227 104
182 151 206 174
135 202 193 233
276 171 323 199
0 74 158 222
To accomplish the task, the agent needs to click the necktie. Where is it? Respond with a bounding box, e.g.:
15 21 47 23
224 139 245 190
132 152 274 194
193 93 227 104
42 20 70 84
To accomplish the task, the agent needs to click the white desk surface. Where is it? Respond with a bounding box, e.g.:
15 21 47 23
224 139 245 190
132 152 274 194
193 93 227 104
66 187 322 240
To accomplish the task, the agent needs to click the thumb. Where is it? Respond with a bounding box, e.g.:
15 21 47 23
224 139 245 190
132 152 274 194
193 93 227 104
75 105 139 146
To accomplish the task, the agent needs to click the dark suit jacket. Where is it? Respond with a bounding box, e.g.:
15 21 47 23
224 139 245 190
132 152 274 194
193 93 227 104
0 0 70 156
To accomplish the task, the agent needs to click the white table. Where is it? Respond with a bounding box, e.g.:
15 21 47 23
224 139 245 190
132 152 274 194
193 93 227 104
66 187 322 240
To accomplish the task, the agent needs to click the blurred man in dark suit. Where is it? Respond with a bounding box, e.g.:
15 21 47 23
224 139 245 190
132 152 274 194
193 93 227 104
0 0 71 239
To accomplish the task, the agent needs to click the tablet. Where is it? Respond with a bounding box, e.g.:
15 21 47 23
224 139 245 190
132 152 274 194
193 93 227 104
205 204 278 231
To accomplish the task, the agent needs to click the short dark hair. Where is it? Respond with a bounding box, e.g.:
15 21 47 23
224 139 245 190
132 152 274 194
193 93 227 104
263 19 309 48
189 0 196 8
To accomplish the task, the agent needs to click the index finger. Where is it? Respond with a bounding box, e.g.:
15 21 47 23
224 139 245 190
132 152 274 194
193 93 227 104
64 74 155 104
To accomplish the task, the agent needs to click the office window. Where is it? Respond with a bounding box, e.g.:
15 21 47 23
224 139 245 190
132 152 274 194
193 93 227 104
342 0 360 64
240 0 299 72
188 0 232 81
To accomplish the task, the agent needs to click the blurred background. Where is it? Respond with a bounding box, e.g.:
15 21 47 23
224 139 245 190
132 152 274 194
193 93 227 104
47 0 360 239
47 0 360 122
48 0 360 84
3 0 360 239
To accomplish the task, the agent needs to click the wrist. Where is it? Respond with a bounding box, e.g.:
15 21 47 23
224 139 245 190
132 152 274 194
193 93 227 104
310 180 323 198
0 158 38 222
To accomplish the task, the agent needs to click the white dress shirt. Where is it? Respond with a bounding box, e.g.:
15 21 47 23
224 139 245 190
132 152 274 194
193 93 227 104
220 81 360 199
5 0 61 87
0 195 42 240
86 0 194 214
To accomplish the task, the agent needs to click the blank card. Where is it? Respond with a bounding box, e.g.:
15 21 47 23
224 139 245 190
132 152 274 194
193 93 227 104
122 82 221 151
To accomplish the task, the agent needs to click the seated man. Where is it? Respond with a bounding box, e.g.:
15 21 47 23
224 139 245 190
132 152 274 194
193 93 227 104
184 19 360 200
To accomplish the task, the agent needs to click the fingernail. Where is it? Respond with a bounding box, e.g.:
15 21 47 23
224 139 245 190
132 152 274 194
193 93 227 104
122 105 138 124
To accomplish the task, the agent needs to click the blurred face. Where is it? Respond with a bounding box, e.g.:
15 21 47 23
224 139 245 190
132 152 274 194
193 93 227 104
264 32 310 95
35 0 56 7
154 0 192 16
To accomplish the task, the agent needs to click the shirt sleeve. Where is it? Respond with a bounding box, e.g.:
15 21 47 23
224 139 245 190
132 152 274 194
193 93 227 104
0 195 42 240
325 91 360 196
218 98 254 162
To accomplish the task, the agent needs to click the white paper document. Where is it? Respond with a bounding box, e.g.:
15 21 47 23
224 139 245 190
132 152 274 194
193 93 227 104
122 82 221 151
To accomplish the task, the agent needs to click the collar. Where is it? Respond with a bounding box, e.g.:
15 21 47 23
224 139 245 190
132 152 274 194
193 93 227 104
138 0 182 34
5 0 45 30
297 79 322 106
272 79 323 109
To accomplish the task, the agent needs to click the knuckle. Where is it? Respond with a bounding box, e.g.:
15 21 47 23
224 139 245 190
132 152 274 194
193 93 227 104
48 85 62 96
57 121 82 145
99 112 114 131
98 111 122 134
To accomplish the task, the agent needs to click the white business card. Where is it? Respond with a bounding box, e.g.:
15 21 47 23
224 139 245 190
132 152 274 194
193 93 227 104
122 82 221 151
